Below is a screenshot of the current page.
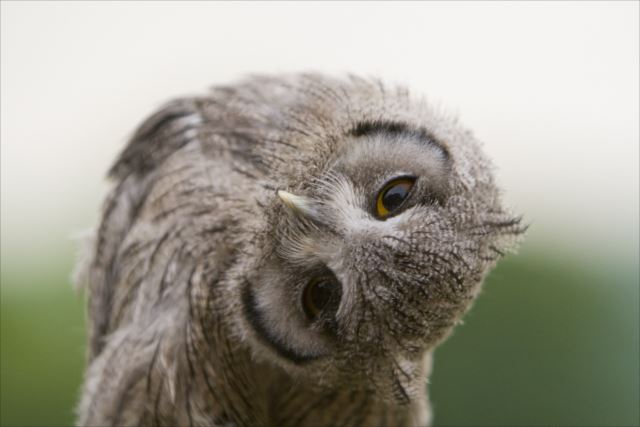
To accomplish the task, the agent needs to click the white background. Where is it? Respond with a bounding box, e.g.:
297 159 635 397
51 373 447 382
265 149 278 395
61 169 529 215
2 1 638 290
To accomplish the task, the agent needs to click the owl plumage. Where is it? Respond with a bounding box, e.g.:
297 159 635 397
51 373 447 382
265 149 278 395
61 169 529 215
76 74 524 427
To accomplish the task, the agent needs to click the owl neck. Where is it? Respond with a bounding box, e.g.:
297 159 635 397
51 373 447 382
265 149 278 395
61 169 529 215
215 350 433 427
267 373 432 426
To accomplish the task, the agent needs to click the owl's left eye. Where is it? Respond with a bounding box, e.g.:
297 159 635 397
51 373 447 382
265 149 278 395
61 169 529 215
376 176 416 219
302 276 342 321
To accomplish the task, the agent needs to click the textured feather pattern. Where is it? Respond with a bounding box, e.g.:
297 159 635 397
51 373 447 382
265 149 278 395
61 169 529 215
76 74 524 427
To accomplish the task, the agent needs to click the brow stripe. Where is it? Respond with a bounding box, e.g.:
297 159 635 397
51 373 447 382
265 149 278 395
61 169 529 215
348 120 450 159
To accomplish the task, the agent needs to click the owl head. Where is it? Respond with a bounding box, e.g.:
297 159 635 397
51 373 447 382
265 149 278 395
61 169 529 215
231 75 525 405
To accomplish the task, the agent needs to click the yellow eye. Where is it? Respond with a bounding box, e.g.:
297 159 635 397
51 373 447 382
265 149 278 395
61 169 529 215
303 276 341 321
376 177 416 218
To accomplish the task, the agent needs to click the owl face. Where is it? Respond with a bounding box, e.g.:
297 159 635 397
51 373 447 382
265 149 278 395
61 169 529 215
240 119 523 403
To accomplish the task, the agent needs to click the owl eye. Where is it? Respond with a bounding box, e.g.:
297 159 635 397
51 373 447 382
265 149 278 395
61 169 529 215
376 177 416 218
302 276 341 321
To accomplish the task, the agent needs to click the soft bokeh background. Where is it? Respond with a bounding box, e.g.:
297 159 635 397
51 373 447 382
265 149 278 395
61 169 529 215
1 2 638 426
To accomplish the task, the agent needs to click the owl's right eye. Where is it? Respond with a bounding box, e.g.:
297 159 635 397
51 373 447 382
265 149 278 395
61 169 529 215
302 276 342 321
375 176 416 219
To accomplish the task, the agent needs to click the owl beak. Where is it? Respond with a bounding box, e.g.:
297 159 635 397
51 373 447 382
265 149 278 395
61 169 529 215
277 190 317 219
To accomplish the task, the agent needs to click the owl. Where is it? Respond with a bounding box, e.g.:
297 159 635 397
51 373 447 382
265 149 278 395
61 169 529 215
76 74 524 427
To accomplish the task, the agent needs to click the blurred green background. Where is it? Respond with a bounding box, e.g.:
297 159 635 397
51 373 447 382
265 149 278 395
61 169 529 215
1 241 638 426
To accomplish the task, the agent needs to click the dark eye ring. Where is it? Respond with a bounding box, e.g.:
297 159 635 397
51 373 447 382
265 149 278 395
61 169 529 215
302 276 342 321
375 176 416 219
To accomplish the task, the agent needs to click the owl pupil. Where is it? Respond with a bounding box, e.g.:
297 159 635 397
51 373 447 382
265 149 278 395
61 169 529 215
304 277 341 320
311 281 332 310
382 182 411 212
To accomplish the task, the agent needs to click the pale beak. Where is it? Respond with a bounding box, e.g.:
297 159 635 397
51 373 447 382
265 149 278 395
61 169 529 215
277 190 317 218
